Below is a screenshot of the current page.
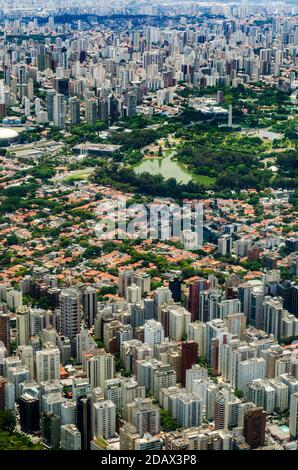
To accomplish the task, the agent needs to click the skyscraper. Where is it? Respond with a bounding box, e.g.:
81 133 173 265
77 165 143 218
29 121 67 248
119 270 134 297
153 286 173 320
237 358 266 393
263 296 284 340
19 393 40 434
61 424 81 450
228 104 233 127
85 98 98 123
61 400 76 426
16 307 30 346
82 286 97 328
131 304 145 329
46 89 56 122
69 96 80 125
35 345 60 383
126 90 137 116
153 364 176 400
0 377 7 411
41 412 61 449
0 313 10 355
76 396 92 450
214 389 230 430
188 322 205 357
120 423 140 450
53 93 65 128
289 393 298 439
59 288 80 345
86 350 115 389
169 276 182 303
93 400 116 439
181 341 198 387
127 284 142 304
176 393 203 428
144 319 165 348
128 398 160 436
188 279 208 322
243 406 266 449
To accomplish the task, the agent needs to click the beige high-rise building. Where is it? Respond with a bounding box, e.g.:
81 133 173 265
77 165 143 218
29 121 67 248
86 349 114 389
188 322 205 356
61 424 81 450
224 313 246 341
168 350 182 385
167 305 191 342
127 398 160 436
120 423 140 450
126 284 142 304
153 364 176 401
16 306 30 346
103 319 123 353
18 345 34 379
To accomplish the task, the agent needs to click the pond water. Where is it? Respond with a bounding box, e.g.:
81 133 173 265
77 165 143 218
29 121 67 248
134 153 192 184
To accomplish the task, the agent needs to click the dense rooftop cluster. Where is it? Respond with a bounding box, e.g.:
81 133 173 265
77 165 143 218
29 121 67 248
0 0 297 452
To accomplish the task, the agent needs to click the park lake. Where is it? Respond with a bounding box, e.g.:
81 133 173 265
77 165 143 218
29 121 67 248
134 152 193 184
134 151 215 186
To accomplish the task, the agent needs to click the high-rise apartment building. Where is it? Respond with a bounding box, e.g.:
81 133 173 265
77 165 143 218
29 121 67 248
243 406 266 449
53 93 65 128
127 398 160 436
35 345 60 383
61 424 81 450
93 400 116 439
59 288 80 344
289 393 298 439
86 349 115 389
16 307 30 346
46 89 55 122
176 393 203 428
144 319 165 348
0 313 10 354
69 96 80 125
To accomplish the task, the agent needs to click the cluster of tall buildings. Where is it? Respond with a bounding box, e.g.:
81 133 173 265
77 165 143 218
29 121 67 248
0 3 297 453
0 8 297 126
0 255 298 450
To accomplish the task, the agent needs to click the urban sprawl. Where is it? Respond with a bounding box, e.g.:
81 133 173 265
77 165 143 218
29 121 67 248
0 0 298 453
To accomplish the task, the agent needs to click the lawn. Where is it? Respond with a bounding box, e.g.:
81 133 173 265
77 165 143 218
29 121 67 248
0 431 44 450
63 168 95 182
191 173 216 186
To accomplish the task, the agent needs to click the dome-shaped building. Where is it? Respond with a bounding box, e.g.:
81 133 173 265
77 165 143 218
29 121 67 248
0 128 19 145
